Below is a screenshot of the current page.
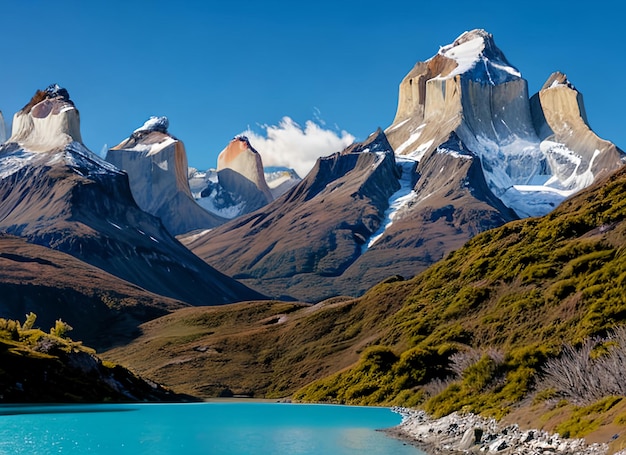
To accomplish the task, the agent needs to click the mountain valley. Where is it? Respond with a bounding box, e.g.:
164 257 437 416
0 28 625 449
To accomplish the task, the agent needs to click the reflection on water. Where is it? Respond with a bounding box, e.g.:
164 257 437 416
0 404 137 415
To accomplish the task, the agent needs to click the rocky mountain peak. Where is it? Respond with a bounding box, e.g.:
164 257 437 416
218 136 261 168
390 29 522 136
133 116 170 135
541 71 576 91
216 136 273 206
106 118 226 235
387 30 624 218
43 83 71 101
434 28 520 84
8 84 82 151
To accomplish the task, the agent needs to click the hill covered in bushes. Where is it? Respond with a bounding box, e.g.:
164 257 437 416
0 313 194 402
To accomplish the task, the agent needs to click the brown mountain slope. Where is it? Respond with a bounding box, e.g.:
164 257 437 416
0 234 188 349
182 130 401 301
335 133 517 295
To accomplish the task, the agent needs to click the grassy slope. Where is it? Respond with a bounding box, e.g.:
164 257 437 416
293 166 626 450
103 288 410 398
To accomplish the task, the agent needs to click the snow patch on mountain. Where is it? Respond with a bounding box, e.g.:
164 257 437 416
0 149 38 179
364 157 417 251
435 29 521 84
463 132 603 217
395 124 426 156
134 116 169 134
0 141 122 181
500 186 571 218
64 141 124 176
195 189 246 219
438 146 473 160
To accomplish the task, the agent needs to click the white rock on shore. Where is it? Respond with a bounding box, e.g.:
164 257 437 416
390 407 609 455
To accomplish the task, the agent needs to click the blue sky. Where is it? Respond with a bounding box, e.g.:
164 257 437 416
1 0 624 173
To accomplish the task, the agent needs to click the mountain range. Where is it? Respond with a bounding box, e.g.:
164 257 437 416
0 84 263 349
0 27 624 436
180 29 624 302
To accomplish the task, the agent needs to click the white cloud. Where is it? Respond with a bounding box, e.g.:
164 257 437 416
241 116 354 178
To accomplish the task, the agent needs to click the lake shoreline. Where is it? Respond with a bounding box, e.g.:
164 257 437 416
386 407 613 455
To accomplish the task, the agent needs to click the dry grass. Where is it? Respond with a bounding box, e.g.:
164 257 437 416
103 280 413 399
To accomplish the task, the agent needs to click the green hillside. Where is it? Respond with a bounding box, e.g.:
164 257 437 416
295 165 626 417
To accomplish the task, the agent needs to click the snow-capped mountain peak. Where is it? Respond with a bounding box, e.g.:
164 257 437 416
435 29 521 84
133 116 169 134
0 85 123 181
8 84 82 152
387 30 624 220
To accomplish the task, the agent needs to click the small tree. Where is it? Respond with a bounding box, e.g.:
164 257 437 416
22 312 37 331
50 319 73 339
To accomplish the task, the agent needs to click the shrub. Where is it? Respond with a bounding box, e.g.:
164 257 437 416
360 346 397 371
0 318 20 341
50 319 73 339
22 312 37 331
540 325 626 404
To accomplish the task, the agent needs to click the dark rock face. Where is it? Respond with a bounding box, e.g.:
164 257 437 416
44 83 71 101
217 167 273 213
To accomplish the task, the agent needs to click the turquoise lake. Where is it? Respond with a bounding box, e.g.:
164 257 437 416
0 402 425 454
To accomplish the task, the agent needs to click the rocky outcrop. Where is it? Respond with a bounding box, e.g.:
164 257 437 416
215 136 274 214
530 72 625 185
0 322 197 403
0 87 264 307
389 409 608 455
106 117 226 236
218 136 273 202
8 84 82 152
